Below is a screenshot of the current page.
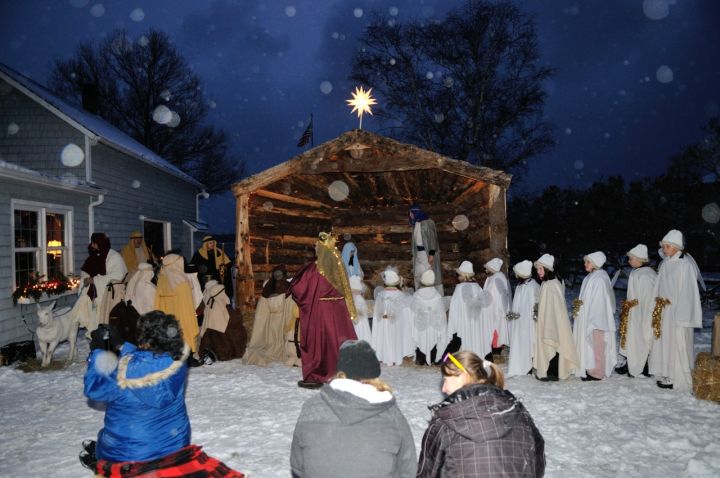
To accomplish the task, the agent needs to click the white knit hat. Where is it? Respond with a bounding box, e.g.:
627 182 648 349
484 258 503 273
456 260 474 275
660 229 684 250
420 269 436 287
584 251 607 269
627 244 648 262
534 254 555 272
513 260 533 279
381 267 400 286
349 275 363 291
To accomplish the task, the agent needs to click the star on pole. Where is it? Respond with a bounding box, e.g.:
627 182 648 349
346 86 377 129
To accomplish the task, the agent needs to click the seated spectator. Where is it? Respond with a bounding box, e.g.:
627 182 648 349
290 340 416 478
80 311 244 477
417 351 545 477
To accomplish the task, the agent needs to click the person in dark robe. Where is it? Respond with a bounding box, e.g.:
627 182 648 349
288 232 358 389
190 235 233 300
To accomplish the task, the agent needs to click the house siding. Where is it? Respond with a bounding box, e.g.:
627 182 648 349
0 75 203 348
0 178 89 345
90 142 197 256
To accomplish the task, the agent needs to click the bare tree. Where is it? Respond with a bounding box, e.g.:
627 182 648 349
50 29 243 192
350 0 554 174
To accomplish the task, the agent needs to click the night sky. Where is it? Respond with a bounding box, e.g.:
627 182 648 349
1 0 719 233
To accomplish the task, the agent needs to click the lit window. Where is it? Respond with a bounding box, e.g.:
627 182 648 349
12 201 73 288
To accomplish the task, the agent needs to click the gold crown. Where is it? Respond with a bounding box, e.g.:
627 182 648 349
318 231 337 248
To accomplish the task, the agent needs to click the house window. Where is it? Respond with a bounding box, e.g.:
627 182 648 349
12 200 73 288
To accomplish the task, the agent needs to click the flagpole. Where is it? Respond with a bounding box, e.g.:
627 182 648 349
310 113 314 147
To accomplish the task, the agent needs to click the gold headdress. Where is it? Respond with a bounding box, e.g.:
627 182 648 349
316 232 357 321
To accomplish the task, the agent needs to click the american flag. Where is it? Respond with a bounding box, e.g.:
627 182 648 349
297 115 313 147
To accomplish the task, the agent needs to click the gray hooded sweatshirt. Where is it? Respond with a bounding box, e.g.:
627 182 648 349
290 379 417 477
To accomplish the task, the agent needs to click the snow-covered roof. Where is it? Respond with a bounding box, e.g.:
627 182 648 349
0 159 106 195
0 62 204 189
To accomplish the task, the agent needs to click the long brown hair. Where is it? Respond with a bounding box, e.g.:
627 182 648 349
441 351 505 390
334 371 393 393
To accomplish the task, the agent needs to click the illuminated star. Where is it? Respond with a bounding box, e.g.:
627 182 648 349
346 86 377 129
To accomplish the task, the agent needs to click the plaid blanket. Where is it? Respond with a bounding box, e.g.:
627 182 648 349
95 444 244 477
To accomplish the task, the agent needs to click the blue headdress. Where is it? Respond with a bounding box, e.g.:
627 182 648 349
409 204 429 225
341 242 364 278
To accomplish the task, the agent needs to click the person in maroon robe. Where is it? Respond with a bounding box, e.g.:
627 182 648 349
288 232 358 389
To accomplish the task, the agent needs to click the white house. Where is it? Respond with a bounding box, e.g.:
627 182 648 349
0 62 210 347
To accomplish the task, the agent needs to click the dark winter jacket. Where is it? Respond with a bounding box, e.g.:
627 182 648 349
290 378 417 478
84 343 191 462
417 383 545 478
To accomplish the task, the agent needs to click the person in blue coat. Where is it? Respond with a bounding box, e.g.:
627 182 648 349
81 311 244 477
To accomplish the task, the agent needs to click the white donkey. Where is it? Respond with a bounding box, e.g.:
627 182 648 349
36 301 78 367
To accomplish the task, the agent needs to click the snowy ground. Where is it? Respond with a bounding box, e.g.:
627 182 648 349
1 296 718 477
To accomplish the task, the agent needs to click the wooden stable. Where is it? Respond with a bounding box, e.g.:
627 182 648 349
232 129 511 318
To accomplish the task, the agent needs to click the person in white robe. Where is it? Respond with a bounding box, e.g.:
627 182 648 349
371 267 412 366
72 233 128 337
124 262 156 315
479 258 511 359
533 254 578 381
615 244 657 377
409 204 443 295
648 230 703 391
411 270 449 365
350 276 372 342
243 266 298 367
507 260 540 377
447 260 488 359
573 251 617 380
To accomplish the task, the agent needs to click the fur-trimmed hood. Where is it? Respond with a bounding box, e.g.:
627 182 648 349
95 343 190 408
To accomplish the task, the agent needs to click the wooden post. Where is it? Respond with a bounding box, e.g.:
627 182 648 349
487 184 509 269
713 313 720 357
236 194 255 327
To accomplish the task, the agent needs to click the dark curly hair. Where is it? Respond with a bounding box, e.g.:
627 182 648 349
137 310 185 359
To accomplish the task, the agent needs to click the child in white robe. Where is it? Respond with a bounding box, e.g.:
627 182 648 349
411 270 449 365
648 230 703 391
615 244 656 377
447 260 487 358
573 251 617 380
534 254 578 381
507 260 540 377
349 276 372 343
479 258 511 360
371 267 411 366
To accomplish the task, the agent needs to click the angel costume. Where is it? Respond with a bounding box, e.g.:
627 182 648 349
573 263 617 379
507 277 540 377
411 277 449 365
480 265 512 351
447 281 488 358
372 286 412 366
534 278 578 380
619 265 657 377
648 234 702 391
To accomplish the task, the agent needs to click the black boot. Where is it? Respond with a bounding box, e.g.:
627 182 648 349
642 361 651 377
546 353 559 380
415 348 427 366
615 362 629 376
79 440 98 471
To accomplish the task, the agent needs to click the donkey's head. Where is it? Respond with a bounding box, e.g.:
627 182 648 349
36 301 57 327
